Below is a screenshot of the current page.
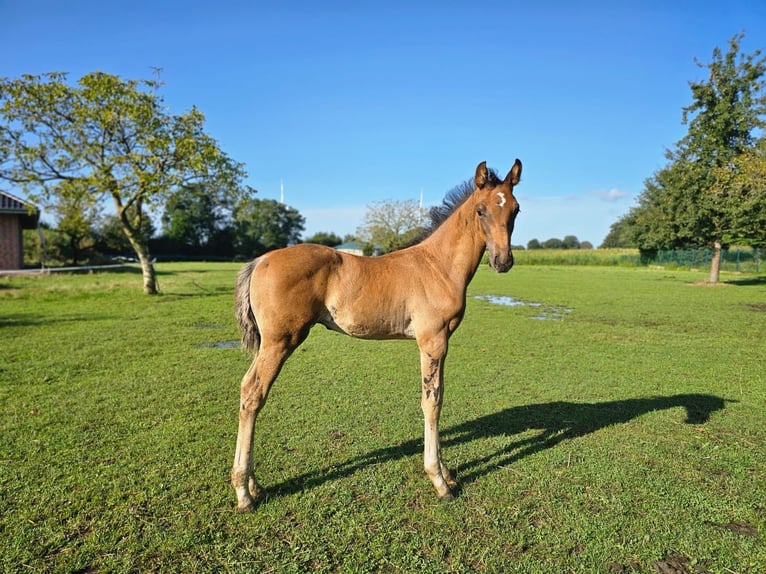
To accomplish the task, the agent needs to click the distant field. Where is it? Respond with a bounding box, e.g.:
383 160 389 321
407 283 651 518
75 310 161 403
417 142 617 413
1 262 765 573
515 248 642 266
515 247 762 272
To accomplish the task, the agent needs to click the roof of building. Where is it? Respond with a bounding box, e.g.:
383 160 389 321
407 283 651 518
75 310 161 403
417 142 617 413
0 190 39 228
334 241 364 251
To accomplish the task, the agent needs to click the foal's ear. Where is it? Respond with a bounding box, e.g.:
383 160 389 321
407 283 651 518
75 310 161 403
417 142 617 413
475 161 489 189
504 159 522 187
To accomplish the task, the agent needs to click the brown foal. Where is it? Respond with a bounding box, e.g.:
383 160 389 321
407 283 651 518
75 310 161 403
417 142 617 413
232 159 522 511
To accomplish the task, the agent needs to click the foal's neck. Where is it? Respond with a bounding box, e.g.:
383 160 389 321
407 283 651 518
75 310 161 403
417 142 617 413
419 196 486 287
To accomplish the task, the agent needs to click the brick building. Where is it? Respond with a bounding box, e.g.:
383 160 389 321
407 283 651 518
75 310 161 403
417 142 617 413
0 190 39 270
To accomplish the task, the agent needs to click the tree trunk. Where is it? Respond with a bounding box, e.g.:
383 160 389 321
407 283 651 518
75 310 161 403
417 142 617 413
70 236 79 266
136 247 158 295
122 222 158 294
708 240 722 284
114 195 159 295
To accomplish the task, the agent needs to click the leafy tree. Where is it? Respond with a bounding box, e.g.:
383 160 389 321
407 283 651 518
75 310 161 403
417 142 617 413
51 192 100 265
22 222 64 267
357 199 427 252
0 72 246 293
162 184 219 248
94 211 155 257
233 197 305 256
711 136 766 247
543 237 564 249
600 213 639 248
527 238 541 250
561 235 581 249
305 231 342 246
629 34 766 282
160 182 242 255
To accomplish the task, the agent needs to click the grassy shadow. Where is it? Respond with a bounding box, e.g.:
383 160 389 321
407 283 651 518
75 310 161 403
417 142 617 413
724 275 766 286
0 312 118 328
268 394 727 498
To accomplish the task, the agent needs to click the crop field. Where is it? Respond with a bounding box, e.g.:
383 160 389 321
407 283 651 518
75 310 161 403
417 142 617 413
1 262 765 573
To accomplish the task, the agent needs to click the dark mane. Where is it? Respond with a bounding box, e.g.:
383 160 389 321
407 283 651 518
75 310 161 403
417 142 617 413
408 168 500 246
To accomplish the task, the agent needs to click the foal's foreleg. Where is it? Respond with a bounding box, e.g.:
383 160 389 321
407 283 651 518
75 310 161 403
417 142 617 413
419 335 456 500
231 345 287 512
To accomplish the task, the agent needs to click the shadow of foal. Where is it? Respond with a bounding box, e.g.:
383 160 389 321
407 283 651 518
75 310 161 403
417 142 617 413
267 393 727 497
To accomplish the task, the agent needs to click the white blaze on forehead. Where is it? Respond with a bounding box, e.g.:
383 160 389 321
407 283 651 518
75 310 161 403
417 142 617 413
496 191 507 208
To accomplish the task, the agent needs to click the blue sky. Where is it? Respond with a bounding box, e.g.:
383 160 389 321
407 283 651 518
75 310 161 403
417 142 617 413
4 1 766 246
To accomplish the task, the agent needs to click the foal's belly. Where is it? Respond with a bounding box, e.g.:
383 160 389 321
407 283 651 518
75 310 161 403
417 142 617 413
317 307 416 340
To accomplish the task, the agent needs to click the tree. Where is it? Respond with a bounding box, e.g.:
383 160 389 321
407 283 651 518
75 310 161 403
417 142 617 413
160 182 242 255
233 197 305 256
162 184 220 248
561 235 581 249
629 34 766 282
0 72 246 293
52 192 100 265
527 238 541 250
712 136 766 248
600 214 639 248
94 211 155 257
543 237 564 249
22 221 64 267
357 199 427 252
305 231 342 246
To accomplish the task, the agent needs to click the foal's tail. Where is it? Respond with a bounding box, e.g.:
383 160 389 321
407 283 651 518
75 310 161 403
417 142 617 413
235 259 261 355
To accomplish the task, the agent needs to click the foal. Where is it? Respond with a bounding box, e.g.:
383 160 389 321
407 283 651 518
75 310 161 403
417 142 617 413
232 159 522 511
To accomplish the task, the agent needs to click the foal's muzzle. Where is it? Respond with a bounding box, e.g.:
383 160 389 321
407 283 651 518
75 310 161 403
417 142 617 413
490 251 514 273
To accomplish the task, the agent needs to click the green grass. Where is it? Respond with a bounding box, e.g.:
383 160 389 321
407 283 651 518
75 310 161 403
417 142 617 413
1 262 765 573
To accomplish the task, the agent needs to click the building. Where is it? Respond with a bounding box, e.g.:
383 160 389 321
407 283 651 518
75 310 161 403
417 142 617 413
333 242 384 256
0 190 39 270
334 241 366 256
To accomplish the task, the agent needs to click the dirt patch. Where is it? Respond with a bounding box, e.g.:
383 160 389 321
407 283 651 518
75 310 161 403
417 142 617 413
606 561 641 573
704 520 758 537
652 553 712 574
746 302 766 313
689 280 732 287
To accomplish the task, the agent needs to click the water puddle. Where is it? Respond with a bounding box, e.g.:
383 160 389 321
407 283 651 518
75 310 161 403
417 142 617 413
474 295 573 321
198 340 241 349
193 321 241 348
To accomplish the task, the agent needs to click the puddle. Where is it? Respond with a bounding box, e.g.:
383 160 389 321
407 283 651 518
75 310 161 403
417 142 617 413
474 295 573 321
477 295 528 307
198 340 241 349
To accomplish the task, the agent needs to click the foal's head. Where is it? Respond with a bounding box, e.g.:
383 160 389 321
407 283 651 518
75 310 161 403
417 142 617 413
473 159 522 272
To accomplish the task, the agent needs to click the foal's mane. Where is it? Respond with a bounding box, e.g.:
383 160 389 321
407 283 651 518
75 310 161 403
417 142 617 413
411 167 501 246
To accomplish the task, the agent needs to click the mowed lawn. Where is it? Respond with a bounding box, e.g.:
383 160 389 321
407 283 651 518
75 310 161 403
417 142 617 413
1 262 764 573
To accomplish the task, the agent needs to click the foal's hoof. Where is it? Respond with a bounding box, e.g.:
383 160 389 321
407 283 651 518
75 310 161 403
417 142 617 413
248 478 268 502
236 490 268 513
438 491 455 502
236 500 257 513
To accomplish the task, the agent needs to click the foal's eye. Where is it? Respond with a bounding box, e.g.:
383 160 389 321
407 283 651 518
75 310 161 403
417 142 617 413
476 204 487 217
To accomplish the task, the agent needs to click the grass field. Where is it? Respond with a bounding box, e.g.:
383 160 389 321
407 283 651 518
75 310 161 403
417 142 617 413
513 247 762 273
1 262 765 573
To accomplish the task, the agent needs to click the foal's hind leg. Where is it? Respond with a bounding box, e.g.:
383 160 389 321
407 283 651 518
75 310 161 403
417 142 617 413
231 341 292 512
